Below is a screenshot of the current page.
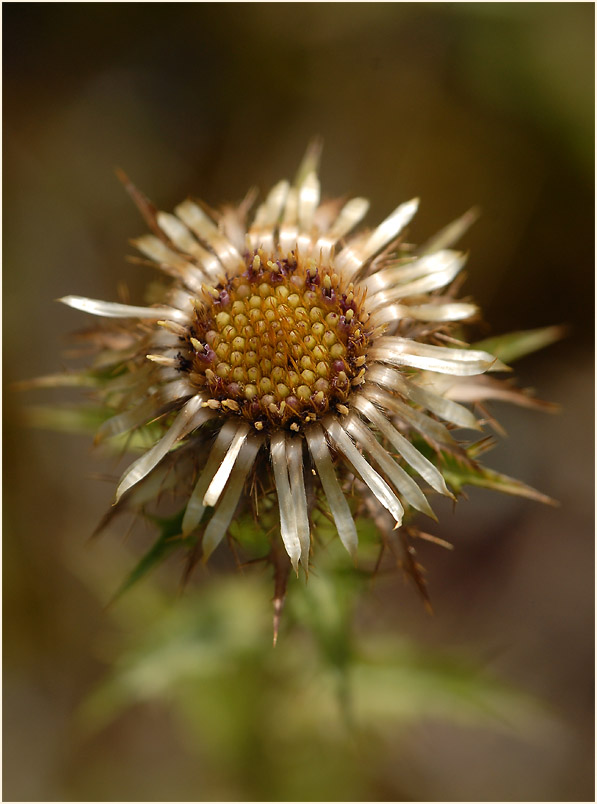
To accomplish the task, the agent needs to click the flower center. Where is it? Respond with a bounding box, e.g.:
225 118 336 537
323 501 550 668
184 250 370 430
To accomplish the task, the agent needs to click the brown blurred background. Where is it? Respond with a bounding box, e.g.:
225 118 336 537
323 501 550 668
3 3 594 801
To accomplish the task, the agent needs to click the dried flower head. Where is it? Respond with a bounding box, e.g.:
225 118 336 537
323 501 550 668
52 144 556 623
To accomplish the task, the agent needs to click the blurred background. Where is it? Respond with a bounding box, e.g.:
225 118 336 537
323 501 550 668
3 3 594 801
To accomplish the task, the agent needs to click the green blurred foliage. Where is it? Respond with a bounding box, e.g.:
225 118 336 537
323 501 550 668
75 556 548 802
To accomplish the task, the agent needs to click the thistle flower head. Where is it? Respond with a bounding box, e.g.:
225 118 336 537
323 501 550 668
56 146 554 615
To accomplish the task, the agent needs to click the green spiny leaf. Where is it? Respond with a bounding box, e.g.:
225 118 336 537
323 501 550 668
110 509 190 603
473 325 565 364
440 449 557 505
22 404 112 433
22 403 164 451
13 371 102 390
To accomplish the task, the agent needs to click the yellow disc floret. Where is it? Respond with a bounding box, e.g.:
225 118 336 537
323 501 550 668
183 250 371 430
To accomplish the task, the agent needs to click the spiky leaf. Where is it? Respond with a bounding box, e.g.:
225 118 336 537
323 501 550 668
440 450 556 505
110 509 189 602
473 326 565 364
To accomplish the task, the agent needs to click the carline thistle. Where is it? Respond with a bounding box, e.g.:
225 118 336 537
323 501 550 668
54 144 556 633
